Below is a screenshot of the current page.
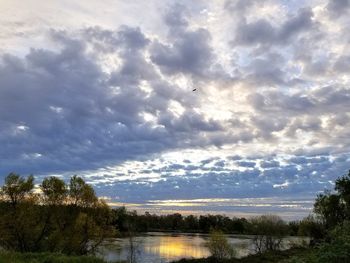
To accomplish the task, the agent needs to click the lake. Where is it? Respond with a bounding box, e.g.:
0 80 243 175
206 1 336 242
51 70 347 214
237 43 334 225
98 232 308 263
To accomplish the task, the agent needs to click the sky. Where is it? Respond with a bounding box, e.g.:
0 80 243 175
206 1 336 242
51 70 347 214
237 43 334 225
0 0 349 220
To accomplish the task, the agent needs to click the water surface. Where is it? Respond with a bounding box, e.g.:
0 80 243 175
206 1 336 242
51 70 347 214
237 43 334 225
98 232 306 263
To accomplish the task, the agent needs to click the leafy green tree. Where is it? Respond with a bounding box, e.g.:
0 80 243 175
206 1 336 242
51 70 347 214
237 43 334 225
184 215 199 231
0 173 34 207
0 173 40 252
69 175 97 207
335 170 350 218
314 170 350 228
206 229 236 260
298 215 325 241
41 177 67 206
315 220 350 262
0 173 114 255
250 214 288 253
314 191 345 228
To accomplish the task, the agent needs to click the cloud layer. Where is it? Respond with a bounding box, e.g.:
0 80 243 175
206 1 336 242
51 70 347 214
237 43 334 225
0 0 349 218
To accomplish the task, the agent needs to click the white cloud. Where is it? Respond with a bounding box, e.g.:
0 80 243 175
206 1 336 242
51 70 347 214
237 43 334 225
0 0 349 218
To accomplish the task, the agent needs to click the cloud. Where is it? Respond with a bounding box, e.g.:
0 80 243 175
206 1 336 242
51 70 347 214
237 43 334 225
234 7 314 46
0 0 350 218
0 27 222 175
150 5 217 78
327 0 350 17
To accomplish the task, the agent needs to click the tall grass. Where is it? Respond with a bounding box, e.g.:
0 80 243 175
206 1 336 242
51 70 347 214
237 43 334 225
0 251 107 263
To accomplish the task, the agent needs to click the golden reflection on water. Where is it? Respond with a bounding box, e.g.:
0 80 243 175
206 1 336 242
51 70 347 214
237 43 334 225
144 235 210 259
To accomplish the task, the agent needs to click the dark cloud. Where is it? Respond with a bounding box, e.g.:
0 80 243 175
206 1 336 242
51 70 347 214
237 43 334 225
234 8 314 46
150 29 214 77
260 160 280 168
248 91 314 114
224 0 264 16
164 3 189 28
237 161 256 168
0 26 221 176
243 53 287 85
334 56 350 73
235 19 276 46
88 153 349 209
1 1 350 218
327 0 350 17
248 86 350 115
150 4 218 78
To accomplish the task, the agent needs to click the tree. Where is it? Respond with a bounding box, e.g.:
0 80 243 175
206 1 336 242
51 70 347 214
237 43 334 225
0 173 39 252
298 215 325 241
40 177 67 206
0 173 34 207
335 170 350 218
314 191 345 228
184 215 199 231
206 229 236 260
0 173 114 255
69 175 98 207
250 215 288 253
314 170 350 228
315 220 350 262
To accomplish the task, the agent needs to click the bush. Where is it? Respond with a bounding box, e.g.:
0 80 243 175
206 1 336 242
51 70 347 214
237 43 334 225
0 173 115 255
250 215 288 253
0 251 106 263
297 216 325 241
206 230 236 260
314 220 350 263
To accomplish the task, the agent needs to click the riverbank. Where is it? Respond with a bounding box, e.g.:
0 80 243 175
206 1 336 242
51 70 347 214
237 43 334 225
172 247 316 263
0 251 108 263
0 248 313 263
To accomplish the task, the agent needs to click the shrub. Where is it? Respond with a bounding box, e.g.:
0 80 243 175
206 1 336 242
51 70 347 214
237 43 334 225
206 230 236 260
315 220 350 263
250 215 288 253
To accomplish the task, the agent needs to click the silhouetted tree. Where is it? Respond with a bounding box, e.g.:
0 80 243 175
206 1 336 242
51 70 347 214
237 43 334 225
0 173 114 255
69 175 98 207
0 173 34 208
250 215 288 253
41 176 67 206
314 170 350 228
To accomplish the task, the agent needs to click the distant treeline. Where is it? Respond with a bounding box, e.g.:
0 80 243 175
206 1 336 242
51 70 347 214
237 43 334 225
1 169 350 260
114 207 250 233
112 206 317 237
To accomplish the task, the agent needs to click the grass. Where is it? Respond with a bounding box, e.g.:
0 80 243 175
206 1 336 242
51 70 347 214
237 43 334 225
172 248 317 263
0 248 319 263
0 251 108 263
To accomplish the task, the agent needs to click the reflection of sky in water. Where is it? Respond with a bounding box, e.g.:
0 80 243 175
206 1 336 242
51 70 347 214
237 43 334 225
143 234 210 259
98 233 308 263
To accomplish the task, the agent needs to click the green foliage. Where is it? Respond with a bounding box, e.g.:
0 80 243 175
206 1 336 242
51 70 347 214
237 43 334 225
173 248 317 263
69 175 98 207
284 222 350 263
314 170 350 228
0 173 115 255
297 216 325 240
0 251 107 263
314 220 350 262
314 190 345 228
111 210 259 235
250 215 288 253
335 171 350 217
206 230 236 260
40 177 67 205
0 173 34 206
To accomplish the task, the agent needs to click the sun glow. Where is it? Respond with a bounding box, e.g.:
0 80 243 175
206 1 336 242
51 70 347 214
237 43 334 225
144 236 209 259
